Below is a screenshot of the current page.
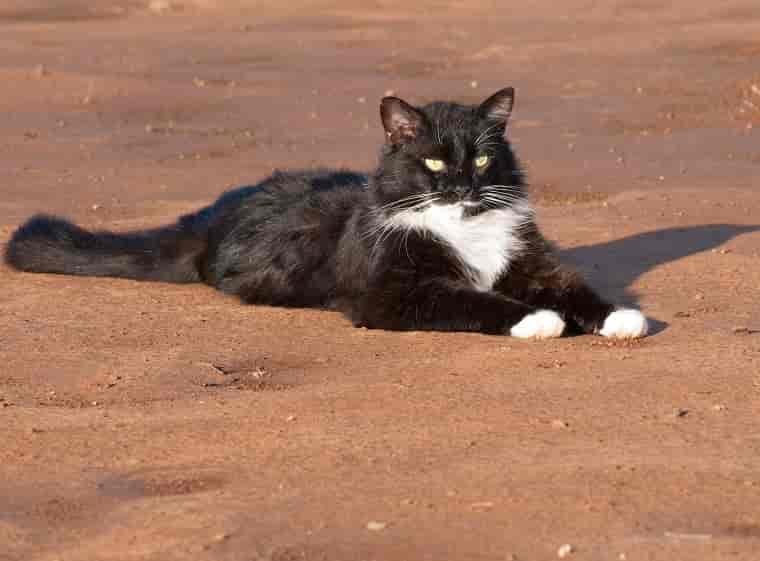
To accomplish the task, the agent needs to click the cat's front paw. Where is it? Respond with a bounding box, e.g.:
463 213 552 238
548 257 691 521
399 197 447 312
510 310 565 339
599 309 648 339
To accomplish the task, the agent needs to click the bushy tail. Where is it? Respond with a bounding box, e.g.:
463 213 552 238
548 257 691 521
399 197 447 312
4 213 208 283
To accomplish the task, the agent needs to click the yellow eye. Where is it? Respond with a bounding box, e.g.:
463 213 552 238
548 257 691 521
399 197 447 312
424 158 445 172
474 154 490 168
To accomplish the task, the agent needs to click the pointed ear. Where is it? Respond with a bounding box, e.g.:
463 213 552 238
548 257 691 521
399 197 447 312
478 87 515 127
380 96 426 145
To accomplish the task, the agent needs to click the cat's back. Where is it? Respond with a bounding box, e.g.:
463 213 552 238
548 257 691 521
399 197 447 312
202 168 369 289
210 168 366 218
199 168 368 236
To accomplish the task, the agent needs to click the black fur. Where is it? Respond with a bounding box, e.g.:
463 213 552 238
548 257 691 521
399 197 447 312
5 88 617 335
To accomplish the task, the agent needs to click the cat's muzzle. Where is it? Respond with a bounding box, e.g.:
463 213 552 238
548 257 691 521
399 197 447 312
439 186 475 204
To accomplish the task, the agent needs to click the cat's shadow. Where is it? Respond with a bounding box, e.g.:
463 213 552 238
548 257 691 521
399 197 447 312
559 224 760 335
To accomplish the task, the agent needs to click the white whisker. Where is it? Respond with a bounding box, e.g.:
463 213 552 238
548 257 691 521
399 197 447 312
474 122 504 146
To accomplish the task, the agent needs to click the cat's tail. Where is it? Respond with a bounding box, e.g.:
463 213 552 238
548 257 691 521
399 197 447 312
4 213 208 283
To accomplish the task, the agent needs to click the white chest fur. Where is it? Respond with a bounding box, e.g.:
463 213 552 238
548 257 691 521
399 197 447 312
387 202 532 291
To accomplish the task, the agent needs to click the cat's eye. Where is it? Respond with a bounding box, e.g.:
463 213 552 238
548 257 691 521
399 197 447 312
424 158 446 172
474 154 490 168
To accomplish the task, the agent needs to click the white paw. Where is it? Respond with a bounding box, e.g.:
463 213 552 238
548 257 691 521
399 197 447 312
510 310 565 339
599 309 648 339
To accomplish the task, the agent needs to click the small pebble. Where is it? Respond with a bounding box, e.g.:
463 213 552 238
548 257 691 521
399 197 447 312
285 415 296 422
551 419 569 429
557 544 574 558
469 501 495 511
711 404 726 411
148 0 173 14
366 521 387 531
664 531 712 541
470 80 479 88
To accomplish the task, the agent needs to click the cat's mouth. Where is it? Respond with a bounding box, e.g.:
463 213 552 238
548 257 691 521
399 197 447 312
390 192 486 216
422 199 485 218
429 198 482 210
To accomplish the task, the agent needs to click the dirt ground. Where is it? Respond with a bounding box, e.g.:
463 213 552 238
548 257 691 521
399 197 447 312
1 1 759 559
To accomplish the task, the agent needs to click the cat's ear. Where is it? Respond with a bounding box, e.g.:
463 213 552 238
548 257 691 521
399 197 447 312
380 97 426 145
478 87 515 128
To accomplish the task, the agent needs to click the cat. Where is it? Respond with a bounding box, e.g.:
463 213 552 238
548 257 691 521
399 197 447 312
4 87 648 339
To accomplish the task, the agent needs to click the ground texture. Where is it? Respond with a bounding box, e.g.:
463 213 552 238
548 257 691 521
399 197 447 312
1 1 759 560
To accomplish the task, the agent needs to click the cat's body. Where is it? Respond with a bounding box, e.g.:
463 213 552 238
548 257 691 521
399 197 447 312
4 88 648 339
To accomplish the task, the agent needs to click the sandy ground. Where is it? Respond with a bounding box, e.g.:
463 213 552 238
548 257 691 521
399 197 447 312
1 1 760 560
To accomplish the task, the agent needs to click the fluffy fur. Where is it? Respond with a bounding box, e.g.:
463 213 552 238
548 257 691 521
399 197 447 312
4 87 647 339
386 202 532 291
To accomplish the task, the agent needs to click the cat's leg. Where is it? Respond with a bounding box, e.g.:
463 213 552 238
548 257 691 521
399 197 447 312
495 235 647 339
349 275 566 338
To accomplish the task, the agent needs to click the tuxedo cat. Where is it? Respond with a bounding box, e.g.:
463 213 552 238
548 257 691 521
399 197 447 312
5 87 647 339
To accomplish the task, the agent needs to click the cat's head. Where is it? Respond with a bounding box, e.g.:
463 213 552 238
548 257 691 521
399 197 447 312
372 87 526 216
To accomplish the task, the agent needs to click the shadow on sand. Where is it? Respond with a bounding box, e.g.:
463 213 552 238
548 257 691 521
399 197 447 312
559 224 760 334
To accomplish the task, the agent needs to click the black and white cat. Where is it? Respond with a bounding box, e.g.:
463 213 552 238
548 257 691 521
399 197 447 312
5 87 647 339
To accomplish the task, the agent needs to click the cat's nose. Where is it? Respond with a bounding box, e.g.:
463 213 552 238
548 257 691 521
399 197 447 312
449 185 472 196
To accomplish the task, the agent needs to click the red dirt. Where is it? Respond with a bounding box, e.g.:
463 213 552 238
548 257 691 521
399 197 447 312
1 1 759 560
